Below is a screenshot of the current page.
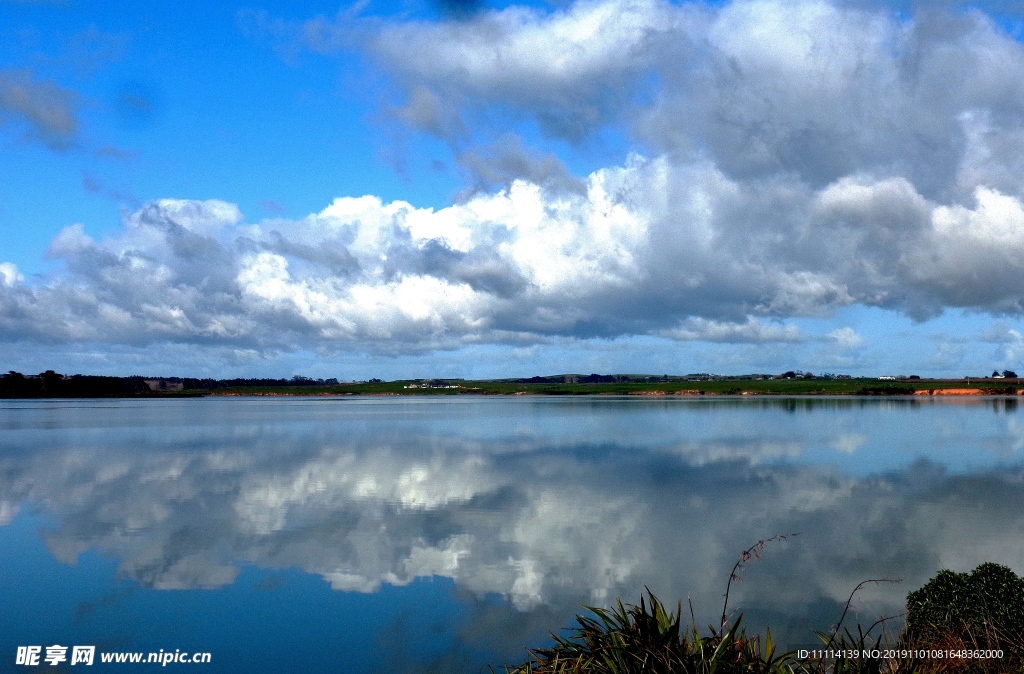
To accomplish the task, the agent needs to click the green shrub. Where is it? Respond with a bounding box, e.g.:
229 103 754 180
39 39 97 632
905 563 1024 650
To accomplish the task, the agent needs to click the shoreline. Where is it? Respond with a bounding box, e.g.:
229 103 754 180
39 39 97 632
5 375 1024 399
209 388 1021 397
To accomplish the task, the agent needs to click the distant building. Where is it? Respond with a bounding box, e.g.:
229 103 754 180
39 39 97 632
403 383 461 389
144 379 183 391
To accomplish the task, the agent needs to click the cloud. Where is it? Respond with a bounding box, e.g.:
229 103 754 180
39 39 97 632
112 81 161 128
95 145 135 160
0 263 24 287
237 1 1024 322
662 317 804 344
455 135 585 196
264 0 1024 208
978 321 1024 363
264 0 691 141
82 173 138 205
10 0 1024 359
0 69 80 149
259 199 287 215
0 157 858 351
827 327 865 350
7 152 1024 355
278 0 1024 192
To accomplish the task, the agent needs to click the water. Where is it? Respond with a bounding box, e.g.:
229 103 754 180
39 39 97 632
2 396 1023 672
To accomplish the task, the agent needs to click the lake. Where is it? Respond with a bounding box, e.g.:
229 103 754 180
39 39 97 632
2 396 1023 672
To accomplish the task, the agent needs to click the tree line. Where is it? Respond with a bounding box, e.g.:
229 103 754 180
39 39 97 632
0 371 340 398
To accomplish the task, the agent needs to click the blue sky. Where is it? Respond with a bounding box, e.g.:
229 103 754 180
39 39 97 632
4 0 1024 379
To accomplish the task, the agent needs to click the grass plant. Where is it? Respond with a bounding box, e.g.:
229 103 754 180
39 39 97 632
497 590 795 674
497 542 1024 674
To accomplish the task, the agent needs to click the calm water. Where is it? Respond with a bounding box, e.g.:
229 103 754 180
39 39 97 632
2 396 1024 672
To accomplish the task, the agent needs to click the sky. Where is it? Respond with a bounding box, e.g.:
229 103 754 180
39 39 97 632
5 0 1024 379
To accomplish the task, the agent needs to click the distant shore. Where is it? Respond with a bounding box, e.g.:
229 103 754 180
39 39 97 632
203 380 1022 397
4 371 1024 398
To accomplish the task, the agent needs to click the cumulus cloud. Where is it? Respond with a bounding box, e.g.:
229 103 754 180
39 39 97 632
0 160 789 351
9 0 1024 358
290 0 1024 196
7 153 1024 354
369 0 689 141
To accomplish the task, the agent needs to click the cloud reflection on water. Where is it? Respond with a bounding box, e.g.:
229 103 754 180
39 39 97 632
2 397 1024 645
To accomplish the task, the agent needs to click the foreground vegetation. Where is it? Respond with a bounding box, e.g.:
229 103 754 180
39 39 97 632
497 558 1024 674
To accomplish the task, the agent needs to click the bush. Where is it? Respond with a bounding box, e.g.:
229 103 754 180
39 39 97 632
905 563 1024 651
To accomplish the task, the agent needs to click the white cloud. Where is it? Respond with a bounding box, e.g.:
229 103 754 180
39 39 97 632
367 0 692 140
10 0 1024 361
662 317 804 343
0 262 22 287
978 322 1024 363
827 327 866 350
7 152 1024 356
298 0 1024 199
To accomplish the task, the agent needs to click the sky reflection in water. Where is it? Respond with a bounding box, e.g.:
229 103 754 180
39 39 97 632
2 396 1024 672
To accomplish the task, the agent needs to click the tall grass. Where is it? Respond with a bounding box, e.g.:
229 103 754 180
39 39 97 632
497 539 1023 674
497 590 796 674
